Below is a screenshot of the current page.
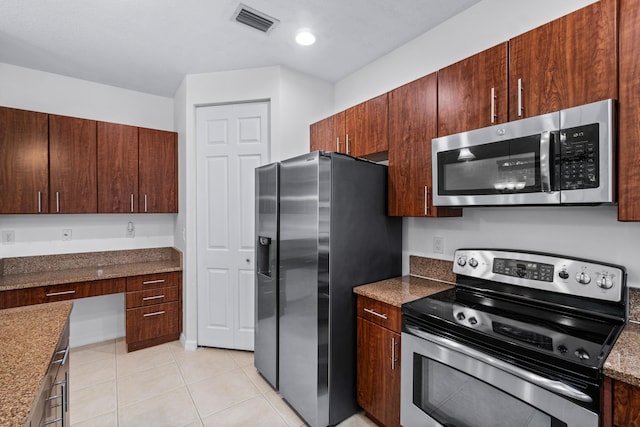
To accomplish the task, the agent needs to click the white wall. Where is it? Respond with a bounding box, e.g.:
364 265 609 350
0 63 177 346
174 65 333 349
333 0 640 287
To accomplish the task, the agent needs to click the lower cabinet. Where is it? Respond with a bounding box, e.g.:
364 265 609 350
610 378 640 427
357 295 401 427
125 272 182 352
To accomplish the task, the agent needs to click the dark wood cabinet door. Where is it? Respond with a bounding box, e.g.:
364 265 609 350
509 0 617 119
613 380 640 427
49 115 98 213
357 317 400 427
310 112 346 153
97 122 139 213
388 73 462 217
138 128 178 213
0 107 48 213
618 0 640 221
348 93 389 157
438 43 508 136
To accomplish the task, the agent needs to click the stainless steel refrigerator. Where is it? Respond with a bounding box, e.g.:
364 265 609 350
255 151 402 427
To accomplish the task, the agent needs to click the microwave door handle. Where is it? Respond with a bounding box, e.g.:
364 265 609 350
540 131 552 193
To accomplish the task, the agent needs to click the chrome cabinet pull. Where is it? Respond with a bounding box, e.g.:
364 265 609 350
336 137 340 152
517 78 523 117
144 194 148 213
143 279 165 285
391 337 396 370
130 193 134 212
346 134 350 155
52 347 69 365
424 186 429 216
38 191 42 213
490 87 496 124
364 307 388 320
143 295 165 301
46 290 76 297
56 192 60 213
143 310 166 317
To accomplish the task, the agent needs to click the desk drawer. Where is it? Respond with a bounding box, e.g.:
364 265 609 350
126 286 179 309
126 301 180 343
0 278 126 309
126 272 180 292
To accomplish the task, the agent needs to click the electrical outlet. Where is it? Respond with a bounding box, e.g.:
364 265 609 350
433 236 444 254
126 221 135 238
62 229 72 241
2 230 15 245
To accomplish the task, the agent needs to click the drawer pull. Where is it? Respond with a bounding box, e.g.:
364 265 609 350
143 294 165 301
44 417 63 425
52 347 69 365
46 290 76 297
143 310 166 317
143 279 165 285
363 307 388 320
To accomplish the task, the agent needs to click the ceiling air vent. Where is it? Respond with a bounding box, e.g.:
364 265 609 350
233 4 279 34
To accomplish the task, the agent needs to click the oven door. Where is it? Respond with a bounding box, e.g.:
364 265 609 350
401 328 598 427
432 111 560 206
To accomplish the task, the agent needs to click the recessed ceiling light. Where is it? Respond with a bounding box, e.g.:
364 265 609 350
295 29 316 46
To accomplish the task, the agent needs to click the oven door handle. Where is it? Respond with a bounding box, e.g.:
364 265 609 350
405 326 592 403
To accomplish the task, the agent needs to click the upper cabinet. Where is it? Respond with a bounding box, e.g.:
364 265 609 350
618 0 640 221
310 94 388 158
508 0 617 119
310 112 345 153
0 107 49 214
139 128 178 213
388 73 461 218
346 94 388 158
97 122 139 213
437 43 509 136
49 115 98 213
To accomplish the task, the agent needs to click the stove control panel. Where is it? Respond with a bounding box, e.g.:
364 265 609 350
453 249 626 303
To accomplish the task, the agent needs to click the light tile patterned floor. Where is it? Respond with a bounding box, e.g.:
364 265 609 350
69 338 378 427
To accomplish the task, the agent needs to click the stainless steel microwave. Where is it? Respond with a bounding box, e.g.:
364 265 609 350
432 99 615 206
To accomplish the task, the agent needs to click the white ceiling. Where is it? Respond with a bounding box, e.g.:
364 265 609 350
0 0 482 97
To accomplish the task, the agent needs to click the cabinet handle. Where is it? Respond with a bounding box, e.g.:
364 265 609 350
490 87 496 124
143 279 165 285
52 346 69 365
363 307 388 319
424 186 429 216
517 78 523 117
38 191 42 213
130 193 134 212
46 290 76 297
56 192 60 213
336 137 340 152
143 295 165 301
143 310 166 317
391 337 397 370
346 134 350 155
44 417 63 425
144 194 148 213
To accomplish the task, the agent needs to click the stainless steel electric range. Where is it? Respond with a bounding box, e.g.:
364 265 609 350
401 249 627 427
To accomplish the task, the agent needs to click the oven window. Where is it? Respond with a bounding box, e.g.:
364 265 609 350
437 135 542 196
413 354 567 427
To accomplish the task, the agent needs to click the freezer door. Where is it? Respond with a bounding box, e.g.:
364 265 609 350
278 152 329 427
254 162 279 389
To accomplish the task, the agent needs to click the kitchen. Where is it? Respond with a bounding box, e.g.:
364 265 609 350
1 0 640 425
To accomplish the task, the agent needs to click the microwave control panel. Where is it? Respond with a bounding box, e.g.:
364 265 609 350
559 123 599 190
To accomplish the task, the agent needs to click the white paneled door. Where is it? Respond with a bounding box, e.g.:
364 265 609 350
196 102 270 350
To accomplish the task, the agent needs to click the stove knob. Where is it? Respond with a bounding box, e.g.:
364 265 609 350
558 269 569 280
575 272 591 285
557 345 568 354
468 317 478 326
596 275 614 289
575 349 590 361
457 256 467 267
456 312 466 321
468 258 478 268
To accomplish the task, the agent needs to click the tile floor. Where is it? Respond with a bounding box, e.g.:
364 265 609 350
69 338 377 427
